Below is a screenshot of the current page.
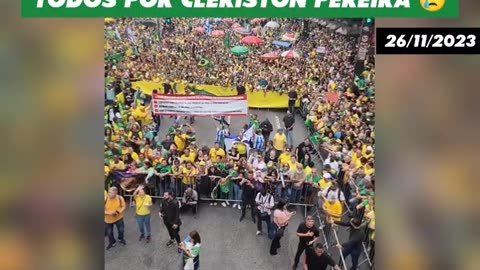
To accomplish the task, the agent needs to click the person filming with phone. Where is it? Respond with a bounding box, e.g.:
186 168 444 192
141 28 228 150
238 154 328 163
270 198 295 255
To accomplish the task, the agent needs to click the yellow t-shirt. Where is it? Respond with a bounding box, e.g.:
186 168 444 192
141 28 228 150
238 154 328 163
365 167 375 176
288 161 300 171
110 161 125 171
278 153 292 166
209 148 226 160
135 195 152 216
174 134 187 152
273 133 287 151
141 148 154 159
324 200 342 222
104 166 110 177
181 153 196 163
319 179 332 191
304 166 312 176
131 151 140 161
105 195 126 224
182 167 197 185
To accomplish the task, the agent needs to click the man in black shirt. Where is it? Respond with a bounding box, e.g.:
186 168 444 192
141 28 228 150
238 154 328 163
283 111 296 147
159 191 182 249
239 175 256 223
288 89 298 114
260 118 273 141
293 216 320 269
161 134 174 151
305 243 341 270
236 83 246 96
334 218 367 270
296 138 314 164
163 81 173 94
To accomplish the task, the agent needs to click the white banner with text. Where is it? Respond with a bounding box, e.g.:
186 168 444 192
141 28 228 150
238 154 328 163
152 94 248 116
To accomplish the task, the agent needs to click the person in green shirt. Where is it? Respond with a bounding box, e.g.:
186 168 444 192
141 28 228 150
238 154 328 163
185 124 196 145
218 174 231 207
248 114 260 129
155 159 172 195
178 231 202 270
305 168 321 204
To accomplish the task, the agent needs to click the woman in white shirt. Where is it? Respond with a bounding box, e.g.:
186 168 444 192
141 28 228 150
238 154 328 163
270 199 295 255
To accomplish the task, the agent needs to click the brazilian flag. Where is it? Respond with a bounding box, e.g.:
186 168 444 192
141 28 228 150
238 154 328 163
198 58 213 69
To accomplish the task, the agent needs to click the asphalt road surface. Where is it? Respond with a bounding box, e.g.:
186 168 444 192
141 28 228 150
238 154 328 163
106 109 371 270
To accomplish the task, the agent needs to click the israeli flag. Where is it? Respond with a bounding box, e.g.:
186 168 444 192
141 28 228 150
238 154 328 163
242 125 255 143
225 135 251 152
224 135 240 151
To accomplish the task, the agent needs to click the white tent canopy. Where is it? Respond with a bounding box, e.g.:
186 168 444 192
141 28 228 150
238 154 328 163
265 21 280 28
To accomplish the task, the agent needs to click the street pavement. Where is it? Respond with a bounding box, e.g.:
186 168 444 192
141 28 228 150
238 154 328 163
106 109 371 270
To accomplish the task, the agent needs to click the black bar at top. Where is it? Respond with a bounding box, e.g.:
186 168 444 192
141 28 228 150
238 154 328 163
376 28 480 55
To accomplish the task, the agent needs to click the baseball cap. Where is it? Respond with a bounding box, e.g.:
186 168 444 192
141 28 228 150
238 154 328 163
323 173 332 179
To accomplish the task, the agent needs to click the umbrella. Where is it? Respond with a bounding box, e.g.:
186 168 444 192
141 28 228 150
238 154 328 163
104 18 116 24
252 26 261 34
272 40 292 48
281 33 297 42
265 21 280 28
194 27 205 33
252 18 264 24
240 36 265 45
231 23 241 29
223 18 233 24
138 20 157 27
260 53 280 61
325 92 340 103
281 50 300 59
234 27 252 36
211 30 225 38
231 46 249 56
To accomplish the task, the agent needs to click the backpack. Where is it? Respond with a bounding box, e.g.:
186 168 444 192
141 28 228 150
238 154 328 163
105 195 124 208
324 187 341 200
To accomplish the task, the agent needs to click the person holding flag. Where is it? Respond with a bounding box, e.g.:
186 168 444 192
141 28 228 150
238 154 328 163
216 125 230 149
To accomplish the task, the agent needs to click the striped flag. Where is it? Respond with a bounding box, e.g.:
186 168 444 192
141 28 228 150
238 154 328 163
127 26 136 44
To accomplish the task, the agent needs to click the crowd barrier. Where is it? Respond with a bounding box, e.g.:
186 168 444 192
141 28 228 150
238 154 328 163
304 134 374 270
107 171 315 216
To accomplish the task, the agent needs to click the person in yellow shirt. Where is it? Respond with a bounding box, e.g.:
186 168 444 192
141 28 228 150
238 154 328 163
364 161 375 176
278 148 292 166
181 161 197 189
288 155 300 171
105 187 126 250
209 142 226 160
273 129 287 153
109 155 126 171
140 144 154 160
174 129 188 152
180 149 196 163
133 185 153 242
319 173 333 191
323 194 343 223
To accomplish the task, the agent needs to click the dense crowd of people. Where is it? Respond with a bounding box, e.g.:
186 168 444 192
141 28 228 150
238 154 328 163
104 18 375 270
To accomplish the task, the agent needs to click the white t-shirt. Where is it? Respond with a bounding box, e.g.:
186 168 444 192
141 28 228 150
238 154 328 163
321 187 345 202
255 193 274 215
